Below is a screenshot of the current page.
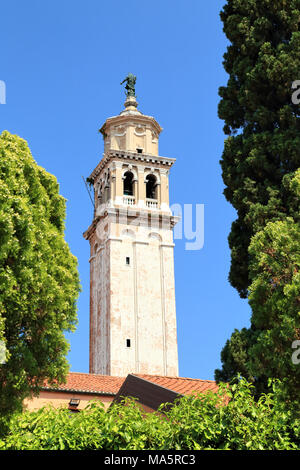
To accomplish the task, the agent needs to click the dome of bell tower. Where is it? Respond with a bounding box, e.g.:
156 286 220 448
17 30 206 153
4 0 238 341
99 75 162 156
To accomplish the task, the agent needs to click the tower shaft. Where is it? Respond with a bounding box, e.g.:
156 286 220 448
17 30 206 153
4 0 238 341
84 95 179 377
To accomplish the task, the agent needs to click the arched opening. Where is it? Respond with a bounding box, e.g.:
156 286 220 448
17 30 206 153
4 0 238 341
123 171 134 196
146 174 157 199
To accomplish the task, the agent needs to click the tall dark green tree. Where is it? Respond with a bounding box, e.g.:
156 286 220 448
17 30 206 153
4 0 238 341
215 0 300 398
219 0 300 297
0 131 80 422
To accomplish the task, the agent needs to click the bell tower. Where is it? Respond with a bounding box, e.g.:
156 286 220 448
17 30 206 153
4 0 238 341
84 76 179 377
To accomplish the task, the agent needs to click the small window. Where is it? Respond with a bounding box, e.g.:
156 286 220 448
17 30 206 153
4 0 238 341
68 398 80 414
126 257 130 265
146 174 157 199
136 148 143 154
123 171 134 196
126 339 131 348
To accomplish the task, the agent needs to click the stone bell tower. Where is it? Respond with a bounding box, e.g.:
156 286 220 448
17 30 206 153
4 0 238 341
84 75 179 377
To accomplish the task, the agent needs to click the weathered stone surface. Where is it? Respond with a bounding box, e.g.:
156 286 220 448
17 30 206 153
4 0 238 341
85 98 179 377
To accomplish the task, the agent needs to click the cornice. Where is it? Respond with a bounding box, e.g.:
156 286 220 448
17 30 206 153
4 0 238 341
100 113 162 136
83 207 180 240
83 216 100 240
88 150 176 182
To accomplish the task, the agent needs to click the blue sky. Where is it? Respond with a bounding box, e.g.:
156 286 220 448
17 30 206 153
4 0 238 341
1 0 251 380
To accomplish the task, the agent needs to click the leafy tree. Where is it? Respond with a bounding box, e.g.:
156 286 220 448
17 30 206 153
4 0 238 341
0 379 299 450
0 131 80 424
216 173 300 400
246 216 300 401
215 327 258 383
216 0 300 396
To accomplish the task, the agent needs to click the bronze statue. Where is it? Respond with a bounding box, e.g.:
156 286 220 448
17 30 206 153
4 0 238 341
120 73 136 97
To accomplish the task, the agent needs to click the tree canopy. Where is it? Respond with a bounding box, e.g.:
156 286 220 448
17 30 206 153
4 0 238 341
216 0 300 400
218 0 300 297
0 131 80 422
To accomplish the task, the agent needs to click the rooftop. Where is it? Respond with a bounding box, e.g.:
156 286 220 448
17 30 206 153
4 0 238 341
43 372 218 397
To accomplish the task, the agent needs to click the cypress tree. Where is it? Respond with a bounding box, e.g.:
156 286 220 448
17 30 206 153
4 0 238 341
216 0 300 399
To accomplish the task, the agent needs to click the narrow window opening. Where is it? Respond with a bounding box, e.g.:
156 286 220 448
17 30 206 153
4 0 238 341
126 256 130 265
146 174 157 199
126 339 131 348
123 171 134 196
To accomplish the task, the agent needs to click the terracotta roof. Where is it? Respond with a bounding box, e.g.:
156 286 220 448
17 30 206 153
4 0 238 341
135 374 219 395
43 372 218 396
43 372 125 395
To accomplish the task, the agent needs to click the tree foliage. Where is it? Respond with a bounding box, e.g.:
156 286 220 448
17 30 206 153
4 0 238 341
247 215 300 400
218 0 300 297
0 131 80 421
216 0 300 399
0 379 299 450
216 175 300 400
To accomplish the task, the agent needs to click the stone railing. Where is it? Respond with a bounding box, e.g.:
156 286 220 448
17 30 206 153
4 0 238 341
146 198 158 209
123 195 135 206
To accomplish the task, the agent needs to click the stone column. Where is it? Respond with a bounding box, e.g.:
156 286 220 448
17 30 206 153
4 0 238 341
156 181 161 207
133 178 138 203
137 167 146 208
114 162 123 205
110 172 116 205
160 169 170 212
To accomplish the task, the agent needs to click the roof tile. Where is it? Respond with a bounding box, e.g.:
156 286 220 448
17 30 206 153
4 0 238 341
135 374 219 395
43 372 125 395
43 372 218 396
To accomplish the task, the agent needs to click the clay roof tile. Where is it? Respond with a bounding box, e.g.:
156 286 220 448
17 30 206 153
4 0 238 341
43 372 218 396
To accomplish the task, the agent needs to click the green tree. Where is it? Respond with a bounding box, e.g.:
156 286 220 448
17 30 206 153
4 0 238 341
247 216 300 401
218 0 300 297
216 216 300 400
215 327 258 383
0 131 80 423
0 380 299 450
216 0 300 395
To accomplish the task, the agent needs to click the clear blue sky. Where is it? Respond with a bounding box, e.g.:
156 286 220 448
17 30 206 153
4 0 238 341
1 0 251 380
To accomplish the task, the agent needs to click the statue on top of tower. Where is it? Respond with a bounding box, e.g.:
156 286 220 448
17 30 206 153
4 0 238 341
120 73 136 97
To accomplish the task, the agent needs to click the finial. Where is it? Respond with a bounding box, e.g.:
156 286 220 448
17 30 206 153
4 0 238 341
120 73 136 97
119 73 140 115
